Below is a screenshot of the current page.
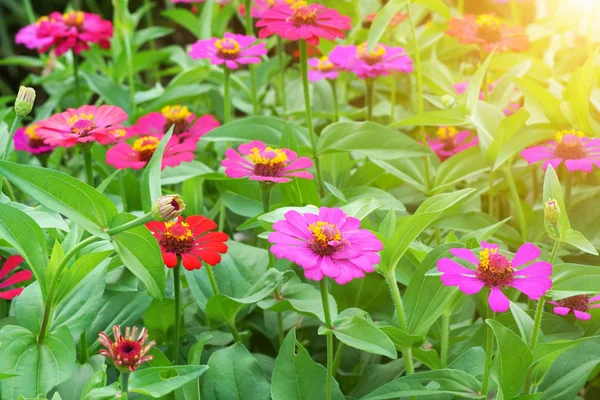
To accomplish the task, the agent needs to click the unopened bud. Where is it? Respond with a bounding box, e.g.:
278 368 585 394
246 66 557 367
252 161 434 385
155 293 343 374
152 194 185 222
544 198 560 224
441 95 455 109
14 86 35 117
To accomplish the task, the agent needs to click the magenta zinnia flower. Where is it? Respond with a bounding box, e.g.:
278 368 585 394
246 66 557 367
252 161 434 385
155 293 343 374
189 33 267 69
329 43 413 79
127 105 219 143
427 127 478 161
37 105 128 148
437 242 552 312
0 255 32 300
240 0 290 18
548 294 600 321
222 140 313 183
15 17 56 51
269 207 383 284
106 135 196 170
98 325 155 372
520 130 600 172
13 124 55 154
308 56 340 81
256 1 351 45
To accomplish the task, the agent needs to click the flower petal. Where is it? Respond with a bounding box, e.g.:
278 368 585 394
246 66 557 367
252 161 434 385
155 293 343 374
488 287 510 313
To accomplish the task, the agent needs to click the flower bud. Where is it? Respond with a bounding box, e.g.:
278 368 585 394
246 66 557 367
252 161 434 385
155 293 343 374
152 194 185 222
441 95 455 109
14 86 36 117
544 198 560 224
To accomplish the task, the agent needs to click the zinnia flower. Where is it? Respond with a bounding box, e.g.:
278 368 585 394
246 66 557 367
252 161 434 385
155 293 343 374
446 13 529 53
520 130 600 172
437 242 552 312
106 135 196 170
363 11 407 29
548 295 600 321
146 216 229 270
329 43 413 79
189 33 268 69
256 1 352 45
308 56 340 81
128 105 219 143
0 255 31 300
98 325 155 372
427 127 478 161
222 140 313 183
269 207 383 284
240 0 291 18
37 105 128 148
13 124 55 154
15 16 56 51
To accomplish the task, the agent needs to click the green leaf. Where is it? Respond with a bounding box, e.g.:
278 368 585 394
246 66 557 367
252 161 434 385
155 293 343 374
81 73 132 116
391 107 469 128
560 228 598 255
367 0 408 52
512 77 567 126
80 365 108 399
381 326 426 350
57 356 105 400
0 325 76 399
201 343 270 400
466 51 494 115
549 263 600 298
487 319 532 400
271 329 345 400
487 109 530 167
493 125 555 171
540 359 599 400
433 147 489 192
340 197 384 220
140 126 174 212
109 213 165 300
54 251 113 305
0 203 48 298
204 116 310 146
533 336 599 365
565 50 597 133
129 366 208 397
161 9 201 37
509 302 534 344
14 283 44 335
0 161 118 238
412 0 450 19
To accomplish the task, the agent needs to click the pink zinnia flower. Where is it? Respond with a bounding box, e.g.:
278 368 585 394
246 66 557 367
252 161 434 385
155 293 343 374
221 140 313 183
13 124 55 154
329 43 413 79
127 105 219 143
308 56 339 81
106 135 196 170
240 0 291 19
15 16 56 51
98 325 155 372
437 242 552 313
256 1 351 45
0 255 32 300
520 130 600 172
189 33 267 69
427 127 478 161
37 105 127 148
548 294 600 321
268 207 383 284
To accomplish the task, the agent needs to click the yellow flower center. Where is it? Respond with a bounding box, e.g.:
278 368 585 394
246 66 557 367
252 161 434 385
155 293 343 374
436 126 458 140
317 56 335 72
161 105 192 124
477 247 514 287
554 130 586 159
309 221 341 245
132 136 160 162
475 14 502 42
68 113 96 136
164 221 193 241
475 14 501 29
291 1 317 26
555 129 585 143
215 38 241 58
63 11 84 27
25 124 42 140
248 146 288 166
357 43 386 65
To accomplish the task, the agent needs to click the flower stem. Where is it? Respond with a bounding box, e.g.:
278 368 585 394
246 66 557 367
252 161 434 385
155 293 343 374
173 258 182 365
38 236 102 343
120 172 128 212
564 171 573 209
365 78 374 121
121 372 129 400
23 0 35 23
504 164 527 240
206 264 219 295
440 311 450 368
488 170 494 218
261 186 271 214
227 322 243 343
331 79 339 122
481 308 495 395
2 114 22 160
332 342 345 377
299 40 324 197
319 279 334 400
124 34 137 115
224 68 232 124
72 50 82 106
277 38 287 115
406 2 431 190
106 212 154 236
390 75 397 122
79 331 88 364
83 147 94 187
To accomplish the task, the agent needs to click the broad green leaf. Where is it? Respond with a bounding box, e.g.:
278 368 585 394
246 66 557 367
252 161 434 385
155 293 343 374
340 197 384 220
549 263 600 298
54 251 113 305
466 52 494 115
140 126 174 212
560 228 598 255
533 336 599 365
487 109 530 167
57 356 105 400
109 213 165 300
201 343 270 400
493 125 554 170
0 161 118 238
204 116 310 146
381 326 426 350
161 9 201 37
509 302 534 344
1 195 70 231
0 203 48 297
512 77 567 126
540 360 599 400
433 147 489 192
180 334 212 400
80 364 107 399
81 73 132 116
391 107 469 128
14 283 44 335
412 0 450 19
129 366 208 397
271 329 345 400
565 50 597 133
367 0 408 52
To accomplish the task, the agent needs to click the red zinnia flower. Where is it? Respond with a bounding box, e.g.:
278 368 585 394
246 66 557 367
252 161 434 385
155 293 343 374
98 325 155 372
0 255 32 300
146 216 229 271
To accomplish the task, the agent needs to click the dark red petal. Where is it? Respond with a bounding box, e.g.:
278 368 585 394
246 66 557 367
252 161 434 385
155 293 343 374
194 232 229 243
191 250 222 266
162 252 178 268
0 288 23 300
145 221 166 235
0 270 32 289
181 253 202 271
0 255 24 280
188 216 218 234
192 242 229 253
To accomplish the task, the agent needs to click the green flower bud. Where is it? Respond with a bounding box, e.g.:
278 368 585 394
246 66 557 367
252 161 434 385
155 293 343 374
441 95 455 109
152 194 186 222
14 86 36 117
544 198 560 224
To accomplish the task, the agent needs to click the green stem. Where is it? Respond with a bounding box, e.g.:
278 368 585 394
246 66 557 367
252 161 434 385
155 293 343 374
504 165 527 240
124 35 136 115
390 75 397 122
332 342 345 376
79 331 88 364
227 322 243 343
261 186 271 214
440 312 450 368
206 264 219 295
72 50 82 106
218 203 227 232
38 236 101 343
143 0 158 84
119 172 128 212
509 0 521 25
244 0 253 35
173 258 182 364
224 68 232 124
481 308 496 395
406 3 431 190
319 279 334 400
106 212 154 236
277 38 287 115
23 0 35 23
84 147 94 187
564 171 573 209
3 180 16 201
0 299 6 319
276 312 284 348
331 79 339 122
532 168 539 203
3 114 22 160
488 170 494 218
365 78 374 121
299 40 324 197
121 372 129 400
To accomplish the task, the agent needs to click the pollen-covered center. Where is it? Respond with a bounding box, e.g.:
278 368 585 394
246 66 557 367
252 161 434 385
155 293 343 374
160 221 195 254
215 38 241 59
291 1 318 27
68 113 96 136
115 340 141 363
475 14 502 43
317 56 335 72
63 11 84 28
554 130 586 160
436 127 459 150
25 124 45 148
248 146 288 177
161 105 192 135
358 43 386 65
558 294 590 312
476 247 514 287
308 221 347 256
133 136 160 162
